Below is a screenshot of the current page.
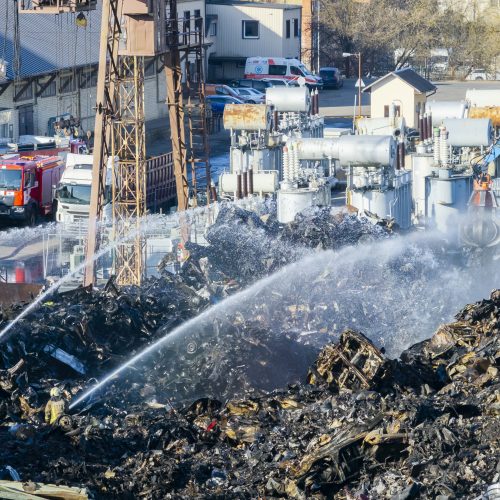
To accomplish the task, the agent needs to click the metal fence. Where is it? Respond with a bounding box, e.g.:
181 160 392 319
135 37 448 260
146 153 176 211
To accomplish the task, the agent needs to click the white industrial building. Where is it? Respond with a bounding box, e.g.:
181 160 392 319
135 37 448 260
206 0 301 81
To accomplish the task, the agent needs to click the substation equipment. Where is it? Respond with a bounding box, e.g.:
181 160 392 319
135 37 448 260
219 86 324 200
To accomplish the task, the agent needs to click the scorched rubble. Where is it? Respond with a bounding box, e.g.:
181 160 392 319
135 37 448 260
0 207 499 498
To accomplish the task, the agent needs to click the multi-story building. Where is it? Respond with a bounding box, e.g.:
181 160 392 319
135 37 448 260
206 0 301 81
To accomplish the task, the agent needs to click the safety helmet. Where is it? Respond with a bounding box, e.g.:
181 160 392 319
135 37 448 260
50 387 61 397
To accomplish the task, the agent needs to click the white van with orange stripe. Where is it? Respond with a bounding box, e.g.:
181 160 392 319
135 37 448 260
244 57 322 88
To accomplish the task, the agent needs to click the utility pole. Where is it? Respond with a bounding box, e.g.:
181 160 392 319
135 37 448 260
342 51 363 118
358 52 362 118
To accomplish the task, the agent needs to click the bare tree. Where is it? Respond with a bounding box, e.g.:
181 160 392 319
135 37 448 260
317 0 499 77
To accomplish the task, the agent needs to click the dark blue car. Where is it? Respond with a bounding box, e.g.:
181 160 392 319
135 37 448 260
206 95 244 113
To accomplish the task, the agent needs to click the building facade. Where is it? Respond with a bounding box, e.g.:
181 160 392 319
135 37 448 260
0 0 203 142
363 69 436 128
0 0 303 140
206 0 301 81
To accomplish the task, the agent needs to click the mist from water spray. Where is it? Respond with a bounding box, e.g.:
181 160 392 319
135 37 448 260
68 250 308 408
0 201 239 343
70 226 500 407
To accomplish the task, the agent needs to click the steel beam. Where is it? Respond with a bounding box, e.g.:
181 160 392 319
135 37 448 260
112 55 146 285
84 0 120 286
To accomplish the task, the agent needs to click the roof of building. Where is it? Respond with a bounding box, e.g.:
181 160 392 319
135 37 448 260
0 1 101 82
207 0 300 9
363 68 436 94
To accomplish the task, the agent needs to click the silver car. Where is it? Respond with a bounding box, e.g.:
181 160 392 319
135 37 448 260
233 87 265 103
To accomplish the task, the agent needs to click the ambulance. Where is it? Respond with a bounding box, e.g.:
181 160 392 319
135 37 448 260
244 57 322 88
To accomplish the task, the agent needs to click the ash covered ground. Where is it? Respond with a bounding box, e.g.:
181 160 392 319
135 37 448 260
1 204 499 499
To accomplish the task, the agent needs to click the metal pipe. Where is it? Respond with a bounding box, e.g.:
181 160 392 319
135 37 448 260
210 181 217 202
395 142 400 171
398 142 405 170
248 168 254 195
419 114 425 141
236 172 242 199
423 113 428 141
426 114 432 141
274 110 279 131
242 168 248 197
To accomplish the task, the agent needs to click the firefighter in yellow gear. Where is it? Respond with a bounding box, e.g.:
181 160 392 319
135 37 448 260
44 387 67 425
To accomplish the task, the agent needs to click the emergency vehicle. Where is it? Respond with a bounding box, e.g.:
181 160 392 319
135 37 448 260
0 155 64 225
244 57 322 88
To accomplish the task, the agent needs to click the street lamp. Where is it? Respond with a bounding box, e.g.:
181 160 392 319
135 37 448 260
342 52 362 118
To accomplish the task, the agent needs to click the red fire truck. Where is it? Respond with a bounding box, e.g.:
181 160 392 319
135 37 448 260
0 155 64 225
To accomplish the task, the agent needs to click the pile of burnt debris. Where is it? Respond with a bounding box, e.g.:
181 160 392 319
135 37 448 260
0 207 499 499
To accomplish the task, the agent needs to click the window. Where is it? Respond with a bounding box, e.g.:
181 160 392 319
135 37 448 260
59 72 76 94
24 171 35 188
269 64 287 76
384 105 401 117
293 18 299 37
242 20 259 39
290 66 303 76
183 10 191 30
80 68 98 89
14 81 33 101
194 9 202 31
209 21 217 36
0 170 21 190
286 19 290 38
39 78 56 98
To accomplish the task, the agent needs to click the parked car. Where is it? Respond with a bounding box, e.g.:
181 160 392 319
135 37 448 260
206 95 244 113
231 79 275 92
319 67 344 89
205 83 242 100
232 87 265 103
466 69 497 81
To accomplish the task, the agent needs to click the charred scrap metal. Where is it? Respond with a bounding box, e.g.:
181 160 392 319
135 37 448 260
0 206 499 499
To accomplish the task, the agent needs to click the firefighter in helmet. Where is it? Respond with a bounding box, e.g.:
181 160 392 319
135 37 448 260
44 387 67 425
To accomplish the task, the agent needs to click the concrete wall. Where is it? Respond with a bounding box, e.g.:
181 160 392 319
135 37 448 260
207 3 300 58
370 77 425 128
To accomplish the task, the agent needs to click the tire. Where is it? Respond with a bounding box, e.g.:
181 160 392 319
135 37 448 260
26 207 36 227
51 200 58 221
475 77 483 80
247 100 256 104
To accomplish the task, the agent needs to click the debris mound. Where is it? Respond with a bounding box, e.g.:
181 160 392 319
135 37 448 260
1 285 499 498
0 207 499 498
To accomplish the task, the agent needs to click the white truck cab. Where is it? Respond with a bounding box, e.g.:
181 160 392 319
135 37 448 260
55 154 113 228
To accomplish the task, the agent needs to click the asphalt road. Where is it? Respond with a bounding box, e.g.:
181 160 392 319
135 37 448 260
319 78 500 117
